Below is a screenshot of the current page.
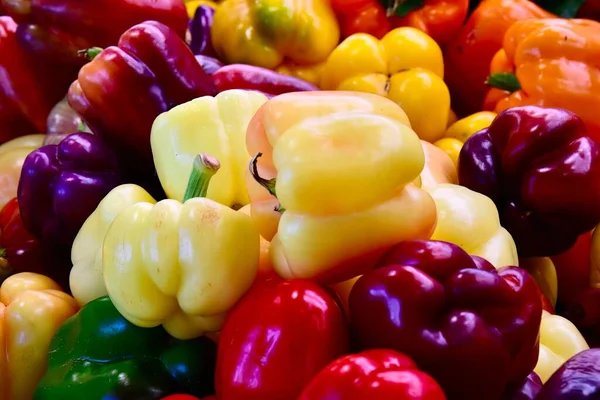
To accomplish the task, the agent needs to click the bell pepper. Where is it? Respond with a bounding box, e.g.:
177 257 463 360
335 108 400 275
349 239 542 400
320 28 450 143
0 134 43 211
103 154 260 339
519 257 558 312
68 21 217 195
215 278 349 400
484 19 600 139
507 373 542 400
551 231 593 304
0 272 78 400
188 4 218 57
330 0 391 39
246 91 437 284
34 296 217 400
211 0 340 71
536 348 600 399
434 111 497 167
0 16 76 140
535 311 589 383
2 0 188 65
152 90 268 208
18 132 120 253
238 204 274 280
186 0 218 18
578 0 600 19
459 106 600 257
443 0 552 117
46 97 84 140
275 62 324 87
419 141 458 191
195 55 224 76
298 349 446 400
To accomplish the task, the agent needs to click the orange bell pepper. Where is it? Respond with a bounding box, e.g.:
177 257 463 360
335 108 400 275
484 18 600 139
0 272 78 400
444 0 552 117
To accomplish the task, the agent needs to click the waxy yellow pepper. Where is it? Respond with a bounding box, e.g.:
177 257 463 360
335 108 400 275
0 272 78 400
419 140 458 190
320 28 451 143
246 91 437 284
104 154 259 340
520 257 558 310
151 90 268 208
428 183 519 268
535 311 589 383
211 0 339 71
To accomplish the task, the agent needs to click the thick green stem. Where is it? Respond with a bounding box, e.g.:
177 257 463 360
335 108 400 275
249 153 285 213
78 47 104 61
485 72 522 93
183 154 220 202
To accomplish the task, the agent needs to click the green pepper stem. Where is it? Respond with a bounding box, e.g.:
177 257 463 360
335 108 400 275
485 72 522 93
249 153 285 213
78 47 104 61
182 154 220 202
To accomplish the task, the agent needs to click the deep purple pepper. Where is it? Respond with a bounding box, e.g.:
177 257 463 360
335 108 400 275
503 372 542 400
537 349 600 399
195 54 224 76
189 5 217 57
17 132 121 249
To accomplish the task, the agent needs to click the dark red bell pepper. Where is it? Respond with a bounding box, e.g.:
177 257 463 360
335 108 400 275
536 349 600 399
68 21 216 195
299 349 446 400
458 106 600 257
349 239 542 400
188 5 217 58
215 278 350 400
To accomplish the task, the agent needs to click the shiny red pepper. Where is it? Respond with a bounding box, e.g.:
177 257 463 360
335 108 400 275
330 0 391 39
349 240 542 400
215 278 350 400
299 349 447 400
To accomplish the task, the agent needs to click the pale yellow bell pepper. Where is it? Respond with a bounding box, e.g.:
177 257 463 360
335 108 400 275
103 154 260 339
419 140 458 190
535 311 589 383
152 90 268 208
0 272 78 400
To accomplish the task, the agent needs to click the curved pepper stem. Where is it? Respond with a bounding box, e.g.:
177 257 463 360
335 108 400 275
249 153 285 213
77 47 104 61
183 153 221 202
485 72 522 93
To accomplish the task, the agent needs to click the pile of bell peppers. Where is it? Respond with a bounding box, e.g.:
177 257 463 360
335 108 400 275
0 0 600 398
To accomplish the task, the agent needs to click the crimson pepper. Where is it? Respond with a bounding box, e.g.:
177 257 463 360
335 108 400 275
330 0 391 39
0 16 76 141
458 106 600 257
349 240 542 400
215 278 350 400
17 132 120 251
299 349 447 400
68 21 216 195
536 349 600 399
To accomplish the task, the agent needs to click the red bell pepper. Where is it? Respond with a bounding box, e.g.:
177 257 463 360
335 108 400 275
349 239 542 400
299 349 446 400
215 278 350 400
330 0 391 39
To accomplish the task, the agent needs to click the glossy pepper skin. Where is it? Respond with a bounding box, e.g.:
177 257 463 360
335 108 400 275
0 134 43 210
18 132 120 251
0 17 77 140
298 349 446 400
34 296 217 400
320 28 450 143
246 91 437 284
188 5 218 57
211 0 339 71
458 106 600 257
215 278 349 400
536 349 600 399
330 0 390 39
350 239 543 400
104 155 260 340
0 272 78 400
68 21 217 195
443 0 552 117
484 19 600 139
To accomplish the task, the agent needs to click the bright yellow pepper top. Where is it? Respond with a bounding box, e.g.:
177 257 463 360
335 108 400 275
535 311 589 383
151 90 268 208
320 28 451 144
103 155 260 340
427 183 519 268
0 273 78 400
246 91 437 284
211 0 339 70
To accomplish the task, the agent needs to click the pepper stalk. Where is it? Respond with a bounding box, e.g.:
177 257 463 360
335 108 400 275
249 153 285 213
183 153 221 202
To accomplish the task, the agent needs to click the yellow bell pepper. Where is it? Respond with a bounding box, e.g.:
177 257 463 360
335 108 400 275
434 111 497 166
246 91 437 284
320 28 451 143
103 154 260 340
0 272 78 400
70 184 155 307
519 257 558 309
276 62 324 87
419 140 458 190
211 0 339 71
428 183 519 268
535 311 589 383
151 90 268 208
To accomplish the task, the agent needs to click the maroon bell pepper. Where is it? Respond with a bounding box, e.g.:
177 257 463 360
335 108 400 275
17 132 120 251
349 240 542 400
188 5 217 57
536 348 600 399
298 349 447 400
458 106 600 257
68 21 216 195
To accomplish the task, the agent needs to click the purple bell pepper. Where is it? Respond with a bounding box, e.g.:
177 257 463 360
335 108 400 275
188 5 217 57
536 349 600 399
17 132 121 249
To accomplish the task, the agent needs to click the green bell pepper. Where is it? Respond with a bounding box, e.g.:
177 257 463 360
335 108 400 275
34 296 217 400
